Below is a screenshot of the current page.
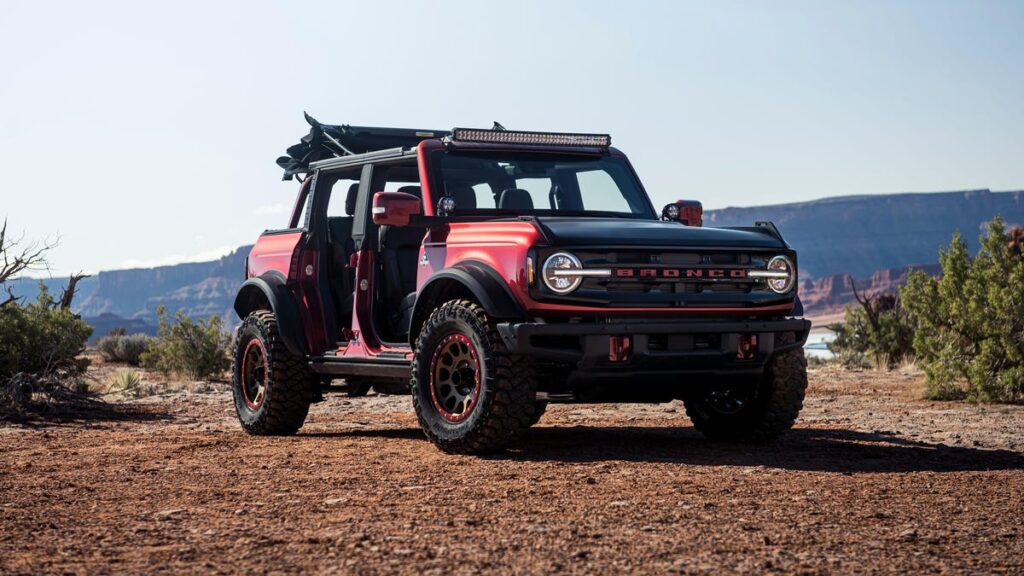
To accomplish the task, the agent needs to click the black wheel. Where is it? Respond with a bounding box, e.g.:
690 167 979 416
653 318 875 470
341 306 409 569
684 332 807 442
411 300 538 454
526 401 548 427
232 310 316 435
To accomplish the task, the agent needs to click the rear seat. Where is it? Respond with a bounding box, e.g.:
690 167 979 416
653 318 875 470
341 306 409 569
327 183 359 327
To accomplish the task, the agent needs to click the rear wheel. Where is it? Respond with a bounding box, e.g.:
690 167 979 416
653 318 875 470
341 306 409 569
684 333 807 442
411 300 537 454
526 401 548 427
232 310 316 435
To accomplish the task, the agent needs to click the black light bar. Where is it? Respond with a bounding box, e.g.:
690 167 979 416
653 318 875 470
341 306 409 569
451 128 611 147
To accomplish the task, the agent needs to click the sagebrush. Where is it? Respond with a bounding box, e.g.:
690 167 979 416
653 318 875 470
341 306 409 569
0 285 93 381
141 307 231 380
0 286 93 418
0 220 94 418
96 332 153 366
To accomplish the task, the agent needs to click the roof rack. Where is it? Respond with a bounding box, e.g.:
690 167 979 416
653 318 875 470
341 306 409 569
276 114 612 180
276 113 450 180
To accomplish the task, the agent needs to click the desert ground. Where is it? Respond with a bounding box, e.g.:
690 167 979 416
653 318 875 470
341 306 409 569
2 364 1022 575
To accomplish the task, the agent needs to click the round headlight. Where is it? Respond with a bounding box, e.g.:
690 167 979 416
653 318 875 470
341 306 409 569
542 252 583 294
765 255 795 293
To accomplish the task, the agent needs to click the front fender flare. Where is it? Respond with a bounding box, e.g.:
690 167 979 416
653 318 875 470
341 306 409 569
791 295 804 317
233 272 307 356
410 262 526 346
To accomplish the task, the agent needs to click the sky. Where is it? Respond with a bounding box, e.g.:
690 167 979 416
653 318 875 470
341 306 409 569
1 0 1022 276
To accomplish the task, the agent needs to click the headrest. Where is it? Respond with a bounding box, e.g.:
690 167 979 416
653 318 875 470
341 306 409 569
345 183 359 216
397 185 422 198
498 188 534 211
446 184 477 210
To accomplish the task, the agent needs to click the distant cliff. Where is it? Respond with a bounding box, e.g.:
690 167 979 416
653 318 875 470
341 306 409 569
799 264 942 318
6 188 1023 335
7 247 251 338
75 247 249 323
706 189 1023 279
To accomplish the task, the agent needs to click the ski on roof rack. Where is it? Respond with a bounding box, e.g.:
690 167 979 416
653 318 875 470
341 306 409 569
276 113 450 180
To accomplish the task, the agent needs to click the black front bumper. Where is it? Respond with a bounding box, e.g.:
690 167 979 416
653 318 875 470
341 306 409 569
497 318 811 380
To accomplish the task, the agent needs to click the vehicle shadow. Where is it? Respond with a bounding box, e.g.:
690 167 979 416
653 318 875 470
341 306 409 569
503 425 1024 473
322 425 1024 473
302 427 425 441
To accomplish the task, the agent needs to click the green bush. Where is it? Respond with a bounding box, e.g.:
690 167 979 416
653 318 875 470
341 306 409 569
96 333 153 366
901 217 1024 403
829 293 915 370
0 285 93 381
141 307 231 381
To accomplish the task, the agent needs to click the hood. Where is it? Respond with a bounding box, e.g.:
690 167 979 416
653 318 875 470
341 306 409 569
534 217 786 249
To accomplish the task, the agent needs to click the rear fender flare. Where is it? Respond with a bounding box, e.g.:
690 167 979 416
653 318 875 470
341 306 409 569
233 272 307 356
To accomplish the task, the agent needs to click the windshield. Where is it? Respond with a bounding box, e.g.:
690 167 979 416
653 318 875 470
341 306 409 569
433 151 655 219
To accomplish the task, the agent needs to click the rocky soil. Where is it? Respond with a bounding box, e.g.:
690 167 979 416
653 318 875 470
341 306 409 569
2 366 1022 575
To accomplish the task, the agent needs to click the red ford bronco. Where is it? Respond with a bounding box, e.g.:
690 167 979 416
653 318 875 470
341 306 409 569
232 114 810 454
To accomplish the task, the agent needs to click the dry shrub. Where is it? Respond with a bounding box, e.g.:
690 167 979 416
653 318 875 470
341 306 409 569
96 333 153 366
141 307 231 381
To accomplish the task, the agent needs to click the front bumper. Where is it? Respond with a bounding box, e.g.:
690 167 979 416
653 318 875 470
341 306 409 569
497 318 811 379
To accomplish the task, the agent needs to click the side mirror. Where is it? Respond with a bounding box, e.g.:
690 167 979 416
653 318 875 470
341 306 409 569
372 192 422 226
662 200 703 227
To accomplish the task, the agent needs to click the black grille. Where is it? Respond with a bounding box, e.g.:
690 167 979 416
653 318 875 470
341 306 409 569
532 247 792 308
576 250 764 295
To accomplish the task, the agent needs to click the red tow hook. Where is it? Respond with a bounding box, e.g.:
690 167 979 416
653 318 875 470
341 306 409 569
737 334 758 360
609 336 631 362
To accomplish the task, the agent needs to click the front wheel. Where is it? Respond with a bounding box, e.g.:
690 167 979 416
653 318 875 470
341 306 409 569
232 310 316 435
684 333 807 442
411 300 538 454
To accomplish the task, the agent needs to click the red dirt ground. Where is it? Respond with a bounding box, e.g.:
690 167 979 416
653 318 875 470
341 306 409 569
2 367 1022 575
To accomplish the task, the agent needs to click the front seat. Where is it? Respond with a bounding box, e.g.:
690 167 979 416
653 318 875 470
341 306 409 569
445 183 477 210
498 188 534 210
378 185 426 338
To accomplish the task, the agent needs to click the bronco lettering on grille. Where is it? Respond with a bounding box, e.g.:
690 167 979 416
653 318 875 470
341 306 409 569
615 268 749 279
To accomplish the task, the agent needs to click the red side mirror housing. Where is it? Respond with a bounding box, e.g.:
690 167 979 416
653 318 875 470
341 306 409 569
675 200 703 227
372 192 422 226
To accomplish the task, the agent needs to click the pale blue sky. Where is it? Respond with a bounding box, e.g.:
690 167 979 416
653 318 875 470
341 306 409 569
1 0 1022 275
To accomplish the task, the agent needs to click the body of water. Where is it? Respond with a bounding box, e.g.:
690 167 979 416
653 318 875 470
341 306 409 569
804 330 835 360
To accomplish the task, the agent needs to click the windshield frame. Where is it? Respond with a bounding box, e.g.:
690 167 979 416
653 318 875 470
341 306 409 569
426 147 658 220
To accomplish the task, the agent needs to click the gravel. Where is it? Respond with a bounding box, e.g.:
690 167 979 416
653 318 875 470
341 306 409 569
1 366 1022 574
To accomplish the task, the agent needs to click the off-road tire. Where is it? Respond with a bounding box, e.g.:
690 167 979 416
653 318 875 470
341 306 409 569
232 310 316 436
527 401 548 427
411 300 538 454
684 332 807 442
